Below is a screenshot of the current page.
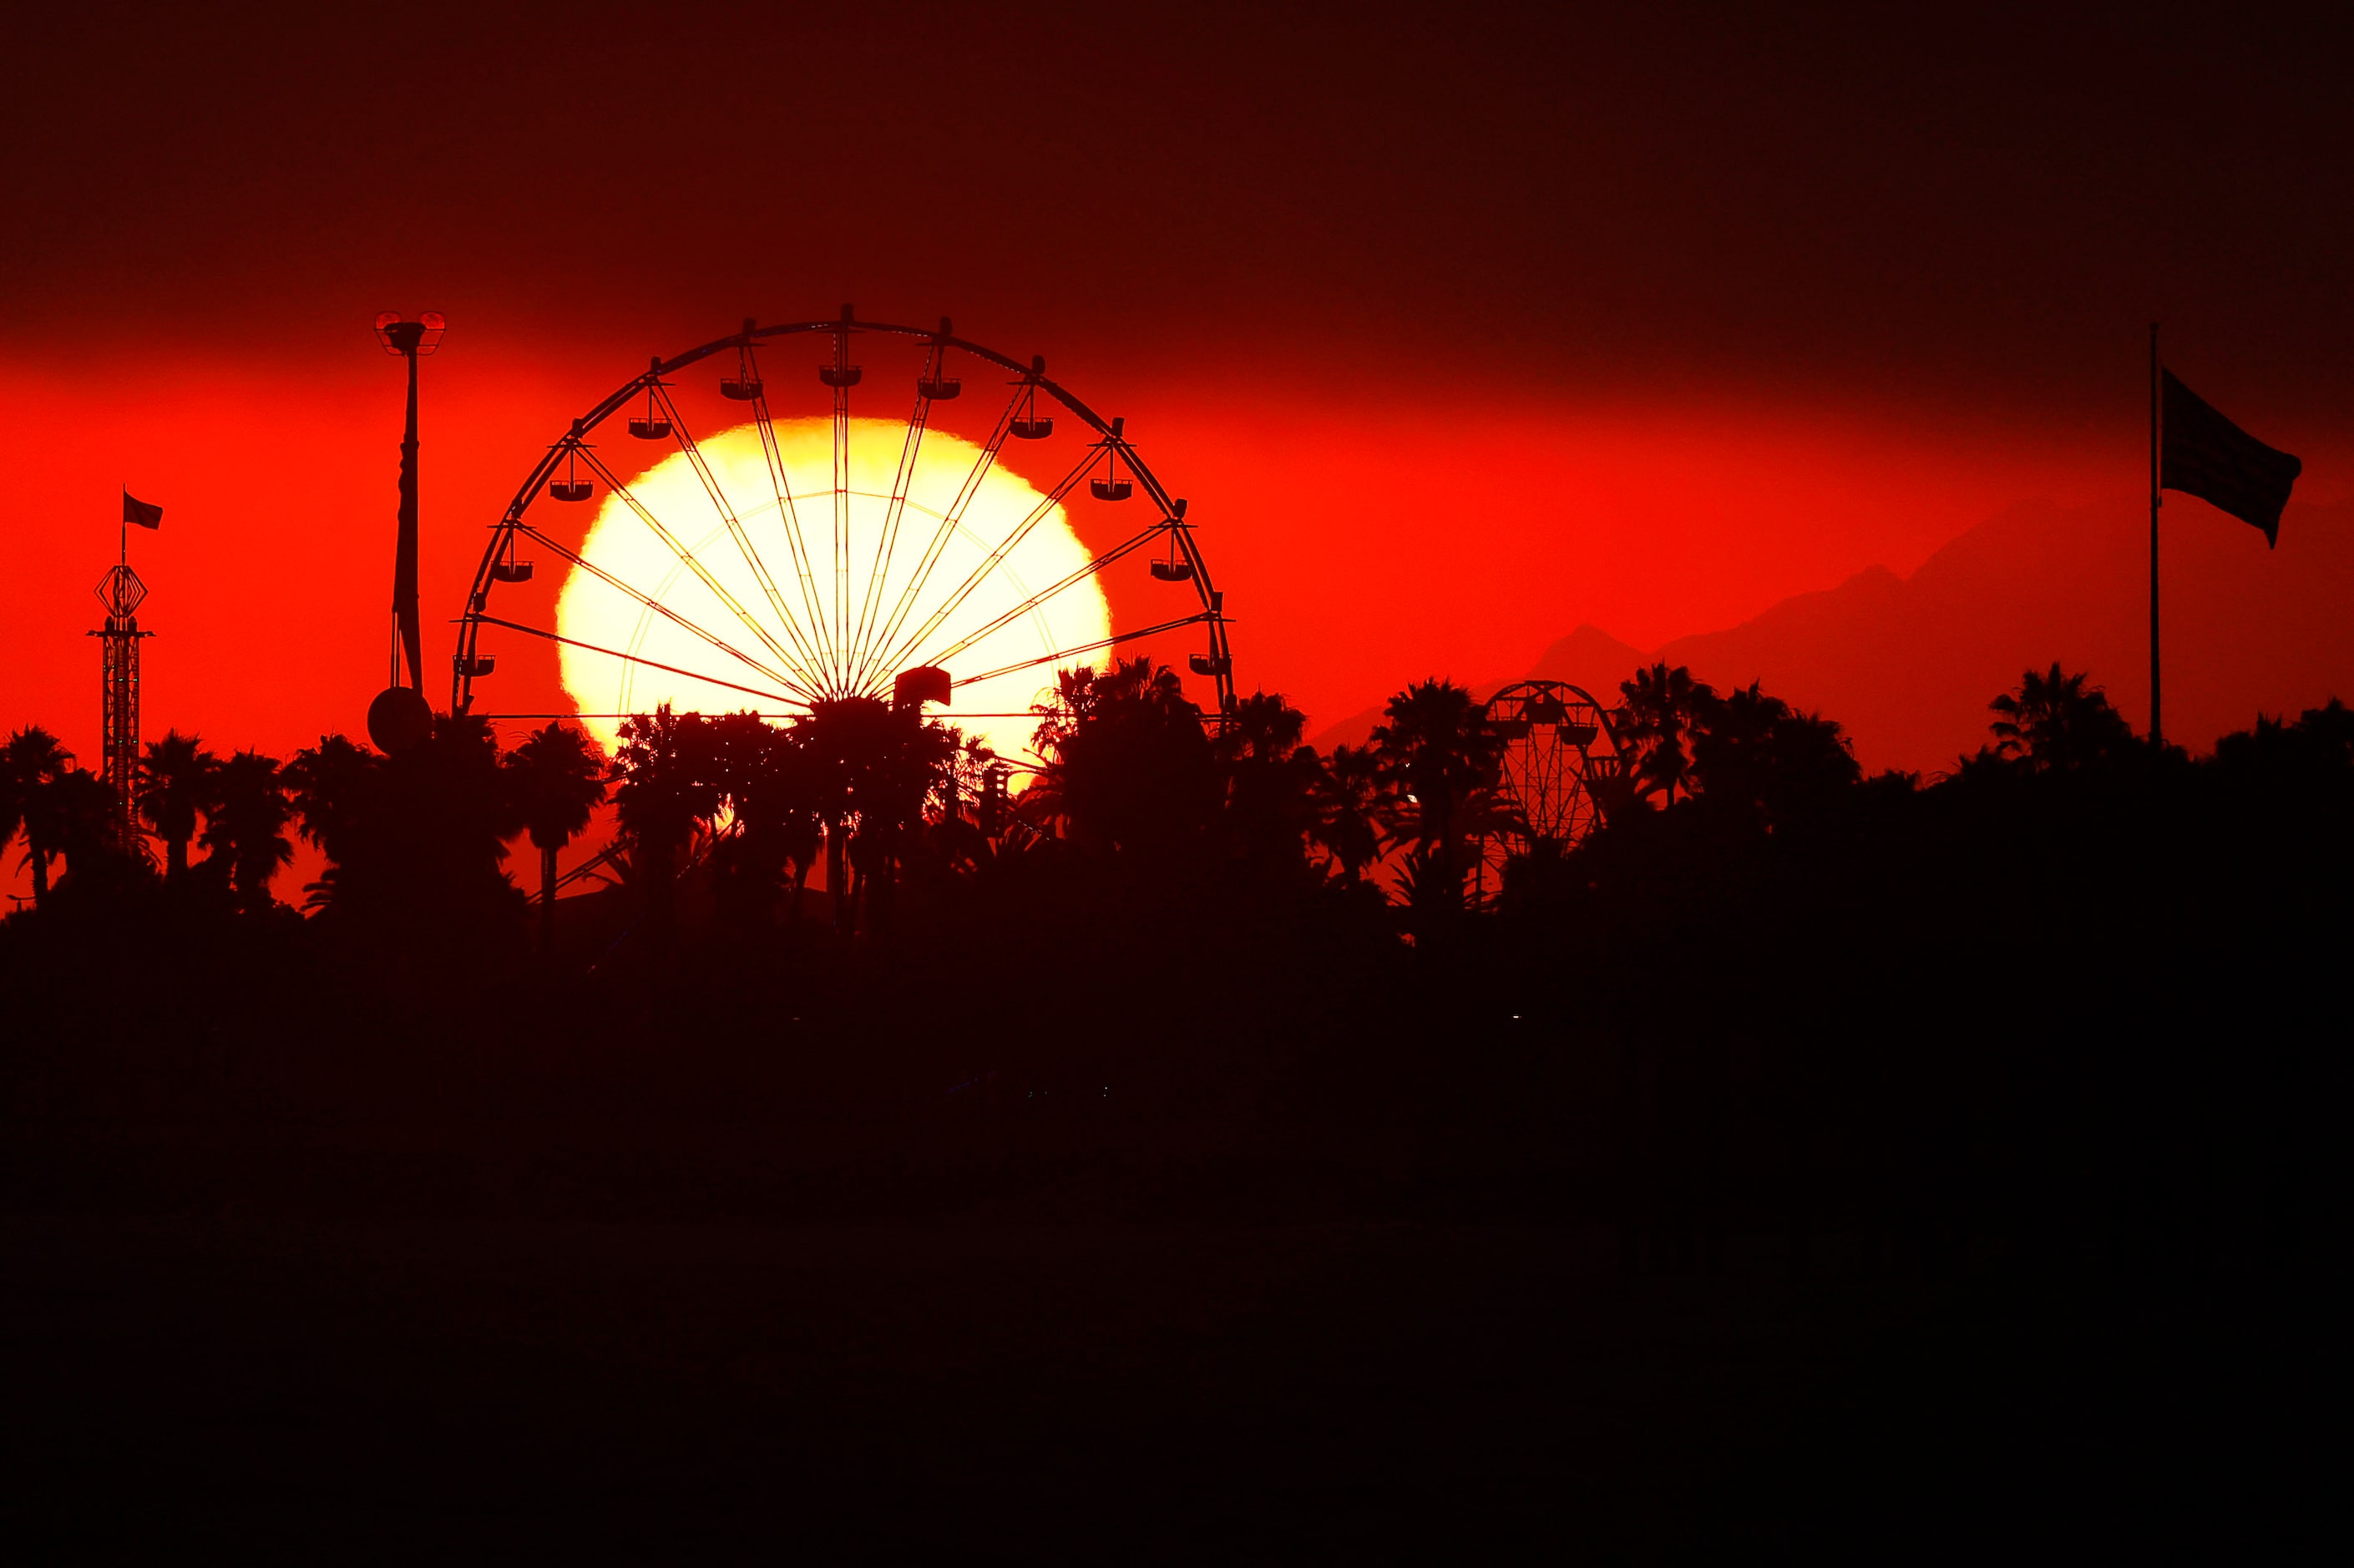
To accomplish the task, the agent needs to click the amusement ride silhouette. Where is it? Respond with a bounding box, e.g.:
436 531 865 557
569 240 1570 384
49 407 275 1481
449 310 1235 742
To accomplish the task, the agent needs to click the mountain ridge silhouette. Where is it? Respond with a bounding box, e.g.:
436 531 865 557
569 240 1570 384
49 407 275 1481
1309 496 2354 772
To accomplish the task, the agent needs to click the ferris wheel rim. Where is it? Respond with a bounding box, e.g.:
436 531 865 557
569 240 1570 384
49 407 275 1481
452 313 1236 729
1480 679 1628 858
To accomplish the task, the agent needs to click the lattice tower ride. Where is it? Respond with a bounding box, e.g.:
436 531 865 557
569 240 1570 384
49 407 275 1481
90 561 150 852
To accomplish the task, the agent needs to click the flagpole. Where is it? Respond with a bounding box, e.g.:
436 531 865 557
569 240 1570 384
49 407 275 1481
2149 323 2162 748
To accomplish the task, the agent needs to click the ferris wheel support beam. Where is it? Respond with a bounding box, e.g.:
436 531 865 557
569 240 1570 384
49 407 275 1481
848 357 939 690
569 443 822 693
866 445 1097 687
912 518 1168 681
645 380 827 683
828 310 855 680
514 522 819 701
857 377 1024 694
468 613 809 710
747 377 835 683
949 611 1215 689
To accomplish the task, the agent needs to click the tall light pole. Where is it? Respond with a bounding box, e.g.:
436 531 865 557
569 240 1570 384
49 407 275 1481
368 311 444 754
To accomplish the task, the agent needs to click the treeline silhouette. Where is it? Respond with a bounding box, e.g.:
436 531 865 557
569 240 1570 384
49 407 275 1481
1 657 2342 1272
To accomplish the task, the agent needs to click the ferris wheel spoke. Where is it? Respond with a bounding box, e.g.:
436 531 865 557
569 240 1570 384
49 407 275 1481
647 380 823 680
949 612 1213 690
747 384 837 682
570 443 815 686
514 524 820 701
468 612 811 711
456 318 1238 725
856 380 1023 693
847 378 938 693
868 447 1097 684
909 519 1167 681
828 316 856 676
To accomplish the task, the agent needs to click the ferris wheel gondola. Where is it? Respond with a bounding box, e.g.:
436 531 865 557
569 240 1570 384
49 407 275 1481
452 311 1235 765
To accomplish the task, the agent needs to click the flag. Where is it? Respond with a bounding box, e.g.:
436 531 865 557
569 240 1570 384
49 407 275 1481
124 490 164 530
2160 371 2301 547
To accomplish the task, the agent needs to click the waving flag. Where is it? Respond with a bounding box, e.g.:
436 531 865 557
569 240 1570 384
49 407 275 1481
2161 371 2301 547
123 490 164 530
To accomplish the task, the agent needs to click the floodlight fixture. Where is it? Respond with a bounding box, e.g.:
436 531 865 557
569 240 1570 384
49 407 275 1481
373 311 448 357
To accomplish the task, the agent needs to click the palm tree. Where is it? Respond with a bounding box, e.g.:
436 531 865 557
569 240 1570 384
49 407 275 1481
3 726 77 906
1371 679 1499 907
1308 743 1386 883
284 734 381 863
796 697 886 928
135 731 220 879
792 697 958 930
767 728 828 923
1688 681 1860 827
504 721 610 948
282 733 382 913
1988 664 2137 773
1617 662 1716 807
1217 690 1316 868
698 712 818 932
402 712 529 922
48 768 128 891
923 729 1000 877
613 706 721 935
2296 696 2354 761
1217 690 1308 764
200 750 295 912
1024 655 1216 858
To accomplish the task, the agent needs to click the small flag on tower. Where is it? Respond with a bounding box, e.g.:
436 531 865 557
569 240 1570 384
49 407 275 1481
2160 372 2301 547
124 490 164 530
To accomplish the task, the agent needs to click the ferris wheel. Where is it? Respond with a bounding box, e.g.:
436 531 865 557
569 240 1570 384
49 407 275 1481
1476 680 1627 890
452 310 1233 764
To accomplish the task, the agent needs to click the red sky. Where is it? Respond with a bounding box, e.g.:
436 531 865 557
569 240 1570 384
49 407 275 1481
6 3 2351 892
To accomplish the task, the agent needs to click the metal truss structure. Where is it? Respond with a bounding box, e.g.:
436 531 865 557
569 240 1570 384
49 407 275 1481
89 563 150 851
452 310 1233 726
1477 680 1626 888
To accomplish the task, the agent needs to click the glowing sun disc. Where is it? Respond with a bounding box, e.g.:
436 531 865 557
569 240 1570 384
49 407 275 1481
555 417 1110 766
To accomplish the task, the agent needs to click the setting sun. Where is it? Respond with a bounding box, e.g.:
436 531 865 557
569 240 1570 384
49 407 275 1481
554 416 1110 766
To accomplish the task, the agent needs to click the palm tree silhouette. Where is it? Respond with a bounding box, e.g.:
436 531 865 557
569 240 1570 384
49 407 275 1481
797 697 885 928
1024 655 1216 858
285 735 380 862
504 721 610 949
792 697 958 930
1217 691 1308 764
1617 663 1715 807
1684 680 1860 826
200 750 295 912
135 731 220 880
282 734 382 912
1308 743 1385 884
777 759 826 925
1216 690 1316 868
613 706 721 935
1988 664 2138 773
3 726 78 906
1371 679 1499 909
923 730 1000 878
698 711 820 932
50 768 127 890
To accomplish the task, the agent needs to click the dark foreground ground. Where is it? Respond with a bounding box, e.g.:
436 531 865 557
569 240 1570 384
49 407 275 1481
0 1216 2331 1562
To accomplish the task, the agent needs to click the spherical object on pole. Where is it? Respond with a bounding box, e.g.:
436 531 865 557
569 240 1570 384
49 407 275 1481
367 684 434 754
